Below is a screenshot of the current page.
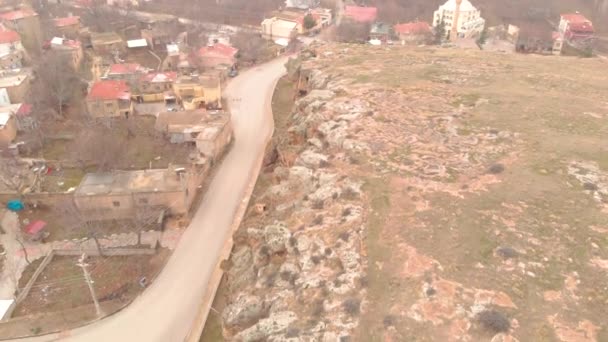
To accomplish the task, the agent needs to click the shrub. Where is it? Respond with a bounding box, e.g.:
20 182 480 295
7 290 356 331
319 160 330 168
324 247 332 256
312 199 325 209
488 163 505 174
477 310 510 333
583 182 598 191
311 255 321 265
289 236 297 247
286 327 301 338
496 246 518 259
339 231 350 241
383 315 396 327
342 207 352 217
312 215 324 226
342 298 361 316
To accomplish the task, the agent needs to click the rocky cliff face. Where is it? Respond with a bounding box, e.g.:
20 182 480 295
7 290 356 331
220 52 370 341
221 43 608 341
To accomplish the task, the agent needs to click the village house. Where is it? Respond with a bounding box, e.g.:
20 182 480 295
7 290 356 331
0 70 30 104
0 8 42 53
136 71 177 103
285 0 319 10
515 23 554 54
0 111 16 147
0 102 34 133
86 80 133 118
394 21 433 44
141 27 173 50
344 6 378 23
105 63 148 84
46 37 83 70
154 109 232 161
196 43 238 69
106 0 139 8
269 10 322 35
261 17 298 41
53 16 80 39
311 8 332 27
173 73 221 110
73 165 209 220
370 22 391 42
90 31 125 55
557 12 594 53
433 0 485 40
0 28 25 69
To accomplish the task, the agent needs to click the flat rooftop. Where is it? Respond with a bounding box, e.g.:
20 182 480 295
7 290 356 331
0 72 28 88
75 168 186 196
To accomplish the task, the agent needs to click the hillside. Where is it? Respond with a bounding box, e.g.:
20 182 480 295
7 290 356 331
216 44 608 341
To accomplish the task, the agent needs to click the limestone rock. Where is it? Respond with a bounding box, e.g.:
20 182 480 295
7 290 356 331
235 311 298 342
296 150 329 169
222 294 265 329
264 222 291 254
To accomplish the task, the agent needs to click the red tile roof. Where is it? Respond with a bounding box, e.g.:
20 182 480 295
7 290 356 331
0 29 19 44
561 13 594 33
24 220 47 236
87 80 131 101
394 21 432 35
344 6 377 23
108 63 146 75
141 71 177 83
54 16 80 27
197 43 238 59
17 103 32 116
0 8 38 21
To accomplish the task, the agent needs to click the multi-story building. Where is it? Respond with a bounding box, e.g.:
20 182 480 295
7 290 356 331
86 80 133 118
0 8 42 53
433 0 485 40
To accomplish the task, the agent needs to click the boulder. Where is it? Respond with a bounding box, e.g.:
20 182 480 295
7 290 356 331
296 150 329 169
289 166 314 182
317 120 349 148
222 294 265 329
228 246 256 292
264 222 291 254
307 138 323 149
309 69 329 89
235 311 298 342
297 90 334 109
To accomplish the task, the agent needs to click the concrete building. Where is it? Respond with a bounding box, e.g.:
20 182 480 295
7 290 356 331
394 21 432 44
0 29 25 69
344 6 377 23
155 110 232 161
90 31 125 55
196 43 238 69
137 71 177 103
105 63 148 84
285 0 319 10
173 73 222 110
0 111 16 147
86 80 133 118
433 0 485 40
47 37 83 70
0 8 42 53
53 16 81 39
0 70 29 104
74 165 209 220
557 12 594 52
261 17 298 41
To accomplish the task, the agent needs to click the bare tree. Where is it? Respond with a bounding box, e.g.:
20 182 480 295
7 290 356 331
31 53 84 120
58 200 106 257
0 157 27 193
232 31 267 65
335 21 371 43
73 126 125 172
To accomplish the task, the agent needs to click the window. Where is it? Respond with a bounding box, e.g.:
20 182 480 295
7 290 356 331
139 198 149 204
113 201 120 207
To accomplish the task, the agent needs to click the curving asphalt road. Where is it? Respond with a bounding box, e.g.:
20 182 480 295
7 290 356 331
14 57 288 341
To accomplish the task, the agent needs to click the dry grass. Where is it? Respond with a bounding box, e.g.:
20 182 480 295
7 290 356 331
311 45 608 340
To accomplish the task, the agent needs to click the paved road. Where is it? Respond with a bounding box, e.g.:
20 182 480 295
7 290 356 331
13 57 288 341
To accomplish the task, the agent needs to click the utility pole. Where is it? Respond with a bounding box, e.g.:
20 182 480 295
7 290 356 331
77 253 103 317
